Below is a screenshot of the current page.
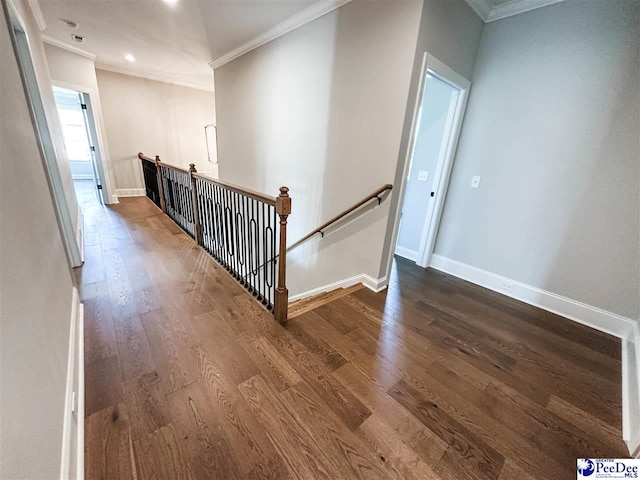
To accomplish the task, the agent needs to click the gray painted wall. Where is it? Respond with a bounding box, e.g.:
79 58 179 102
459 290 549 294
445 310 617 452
434 0 640 319
0 2 75 478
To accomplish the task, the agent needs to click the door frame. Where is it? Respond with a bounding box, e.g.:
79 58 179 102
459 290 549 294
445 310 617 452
51 80 115 204
391 53 471 271
4 0 83 267
415 56 470 268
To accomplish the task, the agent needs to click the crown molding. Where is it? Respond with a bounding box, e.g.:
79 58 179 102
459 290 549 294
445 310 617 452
208 0 353 70
27 0 46 31
42 35 97 60
465 0 564 22
464 0 492 21
95 63 214 92
486 0 564 21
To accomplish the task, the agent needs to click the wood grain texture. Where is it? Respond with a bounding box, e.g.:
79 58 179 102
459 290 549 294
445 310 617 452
76 181 628 480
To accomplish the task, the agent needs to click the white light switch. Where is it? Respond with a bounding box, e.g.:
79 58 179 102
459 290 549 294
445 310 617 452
417 171 429 182
470 176 481 188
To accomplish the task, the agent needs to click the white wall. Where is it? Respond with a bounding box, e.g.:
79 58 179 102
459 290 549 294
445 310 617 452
433 0 639 320
96 69 217 193
214 0 424 296
396 75 457 259
45 42 116 201
0 1 76 478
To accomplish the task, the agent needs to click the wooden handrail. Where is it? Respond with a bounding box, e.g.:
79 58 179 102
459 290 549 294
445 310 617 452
138 153 276 206
286 184 392 253
192 173 277 206
138 151 289 320
138 152 192 174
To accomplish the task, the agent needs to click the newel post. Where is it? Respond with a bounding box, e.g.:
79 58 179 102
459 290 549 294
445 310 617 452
155 155 166 213
274 186 291 323
189 163 203 246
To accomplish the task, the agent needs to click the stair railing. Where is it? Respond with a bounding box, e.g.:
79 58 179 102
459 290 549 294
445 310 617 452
138 153 290 322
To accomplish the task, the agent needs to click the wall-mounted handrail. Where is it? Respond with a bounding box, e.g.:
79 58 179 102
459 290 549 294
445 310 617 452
286 184 392 253
138 152 290 322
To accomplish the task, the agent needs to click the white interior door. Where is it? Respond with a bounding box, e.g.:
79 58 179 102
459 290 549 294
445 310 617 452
394 54 471 268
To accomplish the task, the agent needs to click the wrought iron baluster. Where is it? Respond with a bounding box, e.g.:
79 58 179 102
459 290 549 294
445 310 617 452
272 205 277 309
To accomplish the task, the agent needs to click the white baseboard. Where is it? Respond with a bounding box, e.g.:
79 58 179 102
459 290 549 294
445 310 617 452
429 254 636 338
429 254 640 455
361 273 388 293
395 245 418 262
76 206 84 264
60 288 84 479
77 300 85 479
623 323 640 456
289 273 388 302
115 188 145 197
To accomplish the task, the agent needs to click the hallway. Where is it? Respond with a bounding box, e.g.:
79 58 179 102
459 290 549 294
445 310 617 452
79 196 629 480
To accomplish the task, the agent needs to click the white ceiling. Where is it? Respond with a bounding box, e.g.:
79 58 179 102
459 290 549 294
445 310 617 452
464 0 565 23
38 0 319 90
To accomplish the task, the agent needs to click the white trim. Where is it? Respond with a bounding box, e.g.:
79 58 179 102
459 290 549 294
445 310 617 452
394 245 418 262
361 274 388 293
115 188 146 197
415 56 470 269
429 254 636 338
464 0 565 22
487 0 565 22
289 273 387 302
76 205 84 264
463 0 492 22
60 288 84 479
623 323 640 456
208 0 353 70
26 0 45 31
42 36 96 61
95 63 213 92
77 302 85 479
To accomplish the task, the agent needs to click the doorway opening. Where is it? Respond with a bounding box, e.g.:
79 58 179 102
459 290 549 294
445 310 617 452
4 1 82 267
53 86 104 208
394 54 470 268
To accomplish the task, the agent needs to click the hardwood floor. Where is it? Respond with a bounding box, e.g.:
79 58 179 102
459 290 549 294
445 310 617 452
78 189 629 480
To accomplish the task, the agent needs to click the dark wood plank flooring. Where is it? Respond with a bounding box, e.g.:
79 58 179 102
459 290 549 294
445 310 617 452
77 185 628 479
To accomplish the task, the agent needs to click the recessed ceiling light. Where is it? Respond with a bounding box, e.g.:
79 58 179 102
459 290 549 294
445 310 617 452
163 0 178 5
125 54 135 62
